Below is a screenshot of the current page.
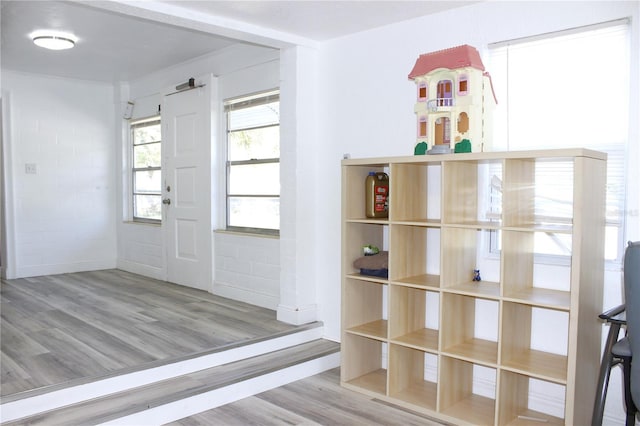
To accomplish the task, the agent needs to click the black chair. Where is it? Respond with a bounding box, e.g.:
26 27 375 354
592 241 640 426
626 242 640 416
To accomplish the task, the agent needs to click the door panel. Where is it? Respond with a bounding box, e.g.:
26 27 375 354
162 83 212 291
176 167 196 206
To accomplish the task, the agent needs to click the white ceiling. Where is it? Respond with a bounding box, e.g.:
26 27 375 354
161 1 477 42
0 0 477 83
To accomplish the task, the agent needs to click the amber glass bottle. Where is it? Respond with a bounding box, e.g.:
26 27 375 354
365 171 389 218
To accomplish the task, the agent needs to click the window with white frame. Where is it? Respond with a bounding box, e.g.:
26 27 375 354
225 90 280 235
487 20 630 262
131 117 162 222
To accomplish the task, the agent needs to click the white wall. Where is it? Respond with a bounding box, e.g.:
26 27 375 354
1 71 117 278
213 232 280 309
315 2 639 424
116 44 284 308
277 45 320 324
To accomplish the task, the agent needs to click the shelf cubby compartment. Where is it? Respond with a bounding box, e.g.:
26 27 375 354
441 293 499 365
500 301 568 383
390 224 440 288
343 222 388 281
341 334 388 397
343 163 390 222
389 162 441 225
441 227 500 298
343 278 387 340
503 157 573 232
501 230 571 309
389 285 439 352
389 344 437 411
442 159 503 228
439 356 496 425
497 370 565 426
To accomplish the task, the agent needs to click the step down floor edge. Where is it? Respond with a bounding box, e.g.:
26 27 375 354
102 349 341 425
0 324 324 423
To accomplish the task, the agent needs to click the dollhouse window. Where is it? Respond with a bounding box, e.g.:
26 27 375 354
458 112 469 133
437 80 453 106
418 116 427 137
458 76 468 95
418 83 427 101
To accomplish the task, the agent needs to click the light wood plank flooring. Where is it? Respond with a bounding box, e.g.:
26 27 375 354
168 368 448 426
1 269 300 397
3 340 340 426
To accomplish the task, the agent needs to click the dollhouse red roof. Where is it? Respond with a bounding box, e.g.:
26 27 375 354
408 44 485 80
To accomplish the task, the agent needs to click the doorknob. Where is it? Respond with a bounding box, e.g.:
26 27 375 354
162 198 171 205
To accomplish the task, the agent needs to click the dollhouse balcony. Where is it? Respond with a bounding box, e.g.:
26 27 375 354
427 98 454 111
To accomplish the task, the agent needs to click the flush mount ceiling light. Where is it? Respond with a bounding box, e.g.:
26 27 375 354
31 31 77 50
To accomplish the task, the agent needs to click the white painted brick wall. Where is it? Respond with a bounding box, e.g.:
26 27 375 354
213 232 280 309
3 71 117 278
118 222 164 279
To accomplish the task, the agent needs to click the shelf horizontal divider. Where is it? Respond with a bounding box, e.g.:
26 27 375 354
442 338 498 366
502 287 571 310
441 280 500 299
440 393 496 425
391 381 437 411
343 368 388 396
501 408 564 426
389 219 442 227
345 319 388 340
391 274 440 289
500 349 568 384
441 221 502 230
345 272 389 285
502 223 573 234
390 328 439 352
345 218 390 224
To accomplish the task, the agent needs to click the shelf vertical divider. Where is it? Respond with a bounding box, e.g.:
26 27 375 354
564 155 607 425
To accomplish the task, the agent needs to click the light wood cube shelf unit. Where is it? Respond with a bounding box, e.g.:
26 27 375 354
341 149 606 426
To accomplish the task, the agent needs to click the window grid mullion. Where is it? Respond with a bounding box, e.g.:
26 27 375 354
228 123 279 133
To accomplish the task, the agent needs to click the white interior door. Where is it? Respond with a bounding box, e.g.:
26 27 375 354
162 82 212 291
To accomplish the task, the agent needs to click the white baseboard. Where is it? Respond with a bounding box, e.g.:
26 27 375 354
116 259 164 281
213 281 279 310
277 303 318 325
14 259 117 278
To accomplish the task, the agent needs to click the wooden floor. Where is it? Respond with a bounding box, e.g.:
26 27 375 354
0 269 300 397
169 368 448 426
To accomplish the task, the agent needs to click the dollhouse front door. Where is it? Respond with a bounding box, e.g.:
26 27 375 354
434 117 451 145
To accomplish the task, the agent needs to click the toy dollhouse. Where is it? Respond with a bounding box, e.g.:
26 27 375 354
408 44 497 154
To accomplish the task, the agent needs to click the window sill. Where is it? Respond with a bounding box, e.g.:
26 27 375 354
214 229 279 239
122 220 161 227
